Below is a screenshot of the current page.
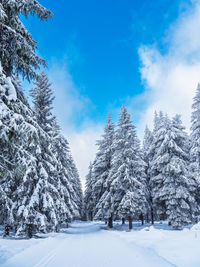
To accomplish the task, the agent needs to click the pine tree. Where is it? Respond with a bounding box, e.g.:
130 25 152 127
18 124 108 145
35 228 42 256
0 63 49 235
164 115 194 228
51 122 82 225
149 111 168 221
90 114 115 219
0 69 63 235
0 0 52 80
10 74 60 234
190 84 200 215
0 65 22 231
143 126 154 224
30 72 83 229
69 156 83 219
28 73 71 232
100 106 147 229
84 163 94 221
150 112 195 228
30 72 55 133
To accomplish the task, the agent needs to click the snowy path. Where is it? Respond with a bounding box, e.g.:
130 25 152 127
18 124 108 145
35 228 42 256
1 222 174 267
1 221 200 267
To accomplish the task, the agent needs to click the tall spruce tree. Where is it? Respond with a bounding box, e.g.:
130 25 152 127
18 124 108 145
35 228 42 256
30 71 55 133
67 154 83 219
162 115 195 228
143 126 154 223
190 84 200 215
0 69 83 235
0 63 51 235
149 111 168 221
150 112 195 228
84 163 95 220
0 0 52 80
30 72 83 227
90 114 115 219
51 120 83 223
99 106 146 229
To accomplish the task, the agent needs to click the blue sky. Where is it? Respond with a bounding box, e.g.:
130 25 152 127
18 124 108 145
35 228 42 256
24 0 191 124
23 0 200 181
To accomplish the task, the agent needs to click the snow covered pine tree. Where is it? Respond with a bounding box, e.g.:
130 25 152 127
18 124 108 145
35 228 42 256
149 112 195 229
30 72 83 232
89 114 115 222
0 63 51 235
0 0 52 80
84 163 94 221
143 126 154 224
95 106 147 229
190 84 200 217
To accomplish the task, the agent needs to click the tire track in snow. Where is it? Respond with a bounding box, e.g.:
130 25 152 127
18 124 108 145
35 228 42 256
110 231 177 267
34 252 57 267
33 238 67 267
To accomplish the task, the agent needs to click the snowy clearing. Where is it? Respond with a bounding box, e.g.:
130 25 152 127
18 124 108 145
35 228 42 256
0 221 200 267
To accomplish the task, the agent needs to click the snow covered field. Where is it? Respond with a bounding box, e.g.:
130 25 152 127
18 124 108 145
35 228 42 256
0 221 200 267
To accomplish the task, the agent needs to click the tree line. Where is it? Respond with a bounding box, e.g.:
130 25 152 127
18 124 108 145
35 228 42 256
0 0 83 237
84 93 200 230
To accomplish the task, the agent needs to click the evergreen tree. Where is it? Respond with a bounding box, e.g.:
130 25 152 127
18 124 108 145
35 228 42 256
150 112 195 228
69 157 83 219
91 114 115 219
190 83 200 214
0 0 52 80
9 74 61 235
28 73 69 232
84 163 94 220
164 115 196 228
30 72 83 228
0 65 22 231
0 66 81 236
143 126 154 224
99 106 147 229
149 111 168 221
51 121 82 224
30 72 55 133
0 63 49 235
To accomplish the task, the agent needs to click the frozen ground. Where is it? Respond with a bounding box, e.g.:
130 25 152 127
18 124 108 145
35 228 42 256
0 221 200 267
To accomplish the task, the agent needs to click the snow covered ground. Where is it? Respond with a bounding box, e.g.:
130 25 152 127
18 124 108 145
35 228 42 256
0 221 200 267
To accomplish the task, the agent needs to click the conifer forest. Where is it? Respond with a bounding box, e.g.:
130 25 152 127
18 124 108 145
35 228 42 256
0 1 200 266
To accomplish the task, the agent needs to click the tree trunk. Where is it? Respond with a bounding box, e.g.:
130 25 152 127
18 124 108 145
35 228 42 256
141 214 144 225
146 213 150 223
4 224 10 237
128 216 132 230
90 211 93 221
151 207 154 225
108 215 113 228
122 218 125 224
27 224 33 238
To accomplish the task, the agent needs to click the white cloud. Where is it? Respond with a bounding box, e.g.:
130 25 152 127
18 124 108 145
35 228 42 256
47 60 90 128
137 0 200 134
46 60 103 188
67 124 103 190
